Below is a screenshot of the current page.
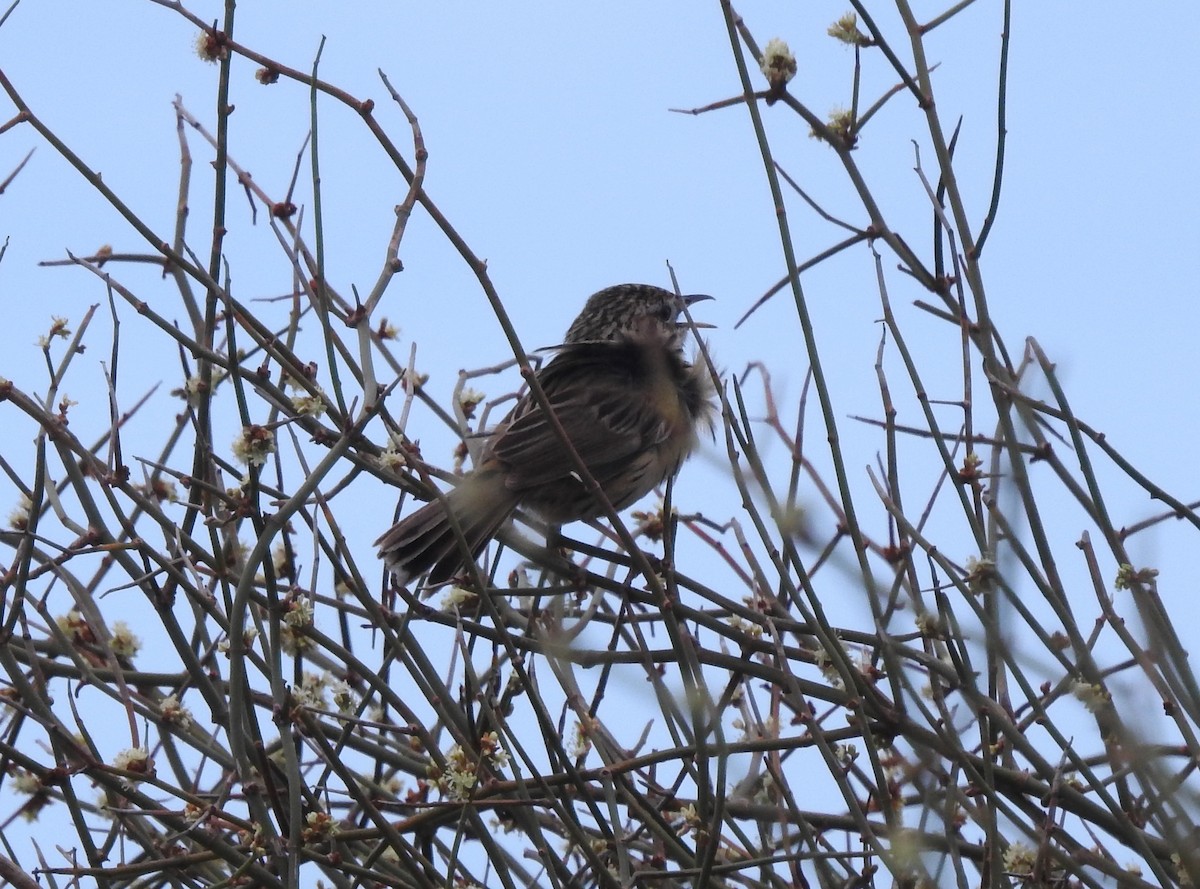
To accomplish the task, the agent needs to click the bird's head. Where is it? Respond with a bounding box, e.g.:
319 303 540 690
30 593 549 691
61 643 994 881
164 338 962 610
563 283 713 345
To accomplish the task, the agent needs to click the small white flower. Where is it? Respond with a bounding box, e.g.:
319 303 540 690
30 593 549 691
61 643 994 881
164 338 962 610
283 597 313 628
570 721 593 758
1173 853 1195 886
330 679 354 714
440 586 478 610
113 746 153 780
8 495 32 530
45 316 72 342
727 615 763 639
231 425 275 467
294 672 329 709
1071 680 1110 712
760 38 797 88
677 802 701 835
480 731 510 769
110 622 141 658
183 375 208 406
1002 841 1036 876
458 387 485 417
377 436 408 471
814 643 844 689
827 12 870 47
160 694 193 728
431 743 479 801
303 810 338 840
218 627 258 657
11 770 40 794
289 385 327 417
835 743 858 767
964 555 997 595
914 612 938 636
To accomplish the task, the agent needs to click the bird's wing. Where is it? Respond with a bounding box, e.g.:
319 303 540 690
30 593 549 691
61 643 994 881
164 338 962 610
490 344 674 491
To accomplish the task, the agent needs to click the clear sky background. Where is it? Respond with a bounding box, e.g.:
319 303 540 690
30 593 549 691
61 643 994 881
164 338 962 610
2 2 1196 488
2 0 1199 876
4 1 1196 618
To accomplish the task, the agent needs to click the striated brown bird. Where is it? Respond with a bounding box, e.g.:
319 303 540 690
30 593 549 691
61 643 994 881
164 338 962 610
376 283 717 586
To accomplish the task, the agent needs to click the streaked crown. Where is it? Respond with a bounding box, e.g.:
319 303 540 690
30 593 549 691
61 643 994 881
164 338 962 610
564 283 711 344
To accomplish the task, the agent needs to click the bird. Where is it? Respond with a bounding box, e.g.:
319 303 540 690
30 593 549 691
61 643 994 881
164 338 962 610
376 283 716 587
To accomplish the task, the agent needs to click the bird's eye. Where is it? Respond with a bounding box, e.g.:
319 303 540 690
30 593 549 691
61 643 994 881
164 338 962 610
654 301 674 321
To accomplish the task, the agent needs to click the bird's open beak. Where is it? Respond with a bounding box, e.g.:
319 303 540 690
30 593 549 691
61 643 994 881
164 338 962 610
678 293 716 328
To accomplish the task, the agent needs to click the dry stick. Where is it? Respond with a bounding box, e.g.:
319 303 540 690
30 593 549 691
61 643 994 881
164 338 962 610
720 24 926 878
734 232 868 329
170 98 205 335
720 9 898 785
18 3 1180 883
716 369 892 875
900 10 1122 881
1077 530 1200 746
1026 339 1200 714
866 466 1178 878
0 146 33 193
356 69 427 411
365 71 426 319
2 64 439 889
165 4 680 614
304 38 349 424
195 6 290 870
192 2 236 611
973 0 1013 259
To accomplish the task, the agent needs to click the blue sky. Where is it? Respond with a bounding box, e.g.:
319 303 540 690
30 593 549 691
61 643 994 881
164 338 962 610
2 0 1198 755
4 2 1196 464
5 2 1197 424
2 0 1199 879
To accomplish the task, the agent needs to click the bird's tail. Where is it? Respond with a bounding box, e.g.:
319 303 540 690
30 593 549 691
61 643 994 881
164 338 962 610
376 471 516 588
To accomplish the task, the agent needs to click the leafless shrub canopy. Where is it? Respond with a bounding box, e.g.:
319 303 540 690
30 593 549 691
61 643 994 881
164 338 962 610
0 2 1196 888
